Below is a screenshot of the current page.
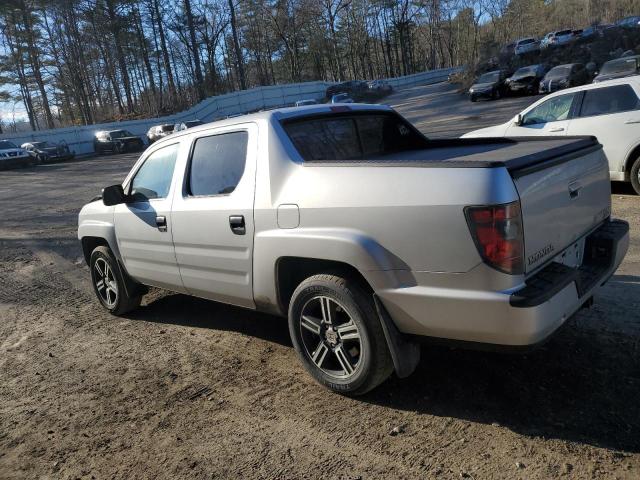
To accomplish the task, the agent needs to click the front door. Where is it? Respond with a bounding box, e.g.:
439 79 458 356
114 142 185 292
171 124 257 308
506 91 579 137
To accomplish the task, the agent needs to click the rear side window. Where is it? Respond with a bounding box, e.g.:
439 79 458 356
130 143 179 200
188 131 248 196
283 113 428 161
580 85 639 117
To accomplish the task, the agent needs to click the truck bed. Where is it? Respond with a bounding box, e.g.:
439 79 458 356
308 136 601 176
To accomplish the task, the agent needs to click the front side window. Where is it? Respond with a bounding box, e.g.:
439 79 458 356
130 143 179 201
188 131 248 196
522 93 577 125
580 85 639 117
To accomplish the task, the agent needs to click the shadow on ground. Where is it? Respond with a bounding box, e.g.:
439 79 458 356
131 278 640 453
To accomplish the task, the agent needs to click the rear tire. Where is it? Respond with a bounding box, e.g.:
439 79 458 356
288 274 394 396
631 157 640 195
90 246 141 315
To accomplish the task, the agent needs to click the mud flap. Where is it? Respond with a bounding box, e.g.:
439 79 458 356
373 294 420 378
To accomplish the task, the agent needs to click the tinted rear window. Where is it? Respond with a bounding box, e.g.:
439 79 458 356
580 85 639 116
282 113 428 161
188 131 248 196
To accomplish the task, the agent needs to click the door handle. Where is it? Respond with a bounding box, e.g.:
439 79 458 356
548 127 565 132
156 215 167 232
624 119 640 124
229 215 246 235
568 181 582 199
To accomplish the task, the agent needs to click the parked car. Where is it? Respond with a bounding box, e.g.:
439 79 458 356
540 32 554 49
514 37 540 56
0 140 33 164
499 42 516 58
21 141 75 163
463 77 640 194
580 24 612 40
546 29 575 47
593 55 640 82
174 120 203 132
79 103 628 395
506 64 548 95
468 70 509 101
616 16 640 28
295 99 318 107
331 93 354 103
146 124 174 144
325 81 368 100
539 63 590 93
367 80 393 94
94 130 144 154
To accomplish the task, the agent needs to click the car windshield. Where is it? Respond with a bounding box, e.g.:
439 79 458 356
556 30 573 36
477 72 500 83
0 141 17 149
334 94 349 101
601 58 638 74
161 125 174 132
519 38 535 45
185 120 202 127
546 66 572 78
514 66 539 78
109 130 133 138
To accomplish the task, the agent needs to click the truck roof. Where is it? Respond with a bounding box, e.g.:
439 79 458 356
152 103 393 145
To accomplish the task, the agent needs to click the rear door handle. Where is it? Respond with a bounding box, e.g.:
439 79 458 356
624 119 640 124
156 215 167 232
229 215 246 235
568 181 582 199
548 127 565 132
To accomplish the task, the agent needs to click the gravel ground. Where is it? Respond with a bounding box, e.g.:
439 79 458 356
1 83 639 479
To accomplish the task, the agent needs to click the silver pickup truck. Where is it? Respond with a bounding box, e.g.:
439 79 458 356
78 104 629 395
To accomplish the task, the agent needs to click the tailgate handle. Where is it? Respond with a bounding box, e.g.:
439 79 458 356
568 181 582 199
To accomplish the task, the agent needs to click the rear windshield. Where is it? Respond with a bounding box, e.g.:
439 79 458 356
601 58 638 74
282 112 429 161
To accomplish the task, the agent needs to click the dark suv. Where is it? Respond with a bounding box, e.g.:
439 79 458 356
325 81 369 100
94 130 144 154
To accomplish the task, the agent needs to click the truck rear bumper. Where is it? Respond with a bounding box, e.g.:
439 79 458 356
378 219 629 346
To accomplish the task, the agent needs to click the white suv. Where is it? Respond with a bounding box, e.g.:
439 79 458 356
463 77 640 194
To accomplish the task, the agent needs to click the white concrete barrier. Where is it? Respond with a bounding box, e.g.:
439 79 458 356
0 67 461 157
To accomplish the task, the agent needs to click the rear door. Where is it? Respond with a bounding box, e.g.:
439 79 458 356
566 83 640 177
171 123 257 308
506 91 580 137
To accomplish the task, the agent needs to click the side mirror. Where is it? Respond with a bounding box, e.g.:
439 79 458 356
102 184 128 206
515 114 524 126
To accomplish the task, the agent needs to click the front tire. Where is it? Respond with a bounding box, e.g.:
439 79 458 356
630 157 640 195
288 274 393 395
90 246 141 315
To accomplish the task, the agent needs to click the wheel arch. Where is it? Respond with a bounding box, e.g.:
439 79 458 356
624 142 640 178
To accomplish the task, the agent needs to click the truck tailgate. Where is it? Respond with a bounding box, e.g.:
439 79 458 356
511 144 611 274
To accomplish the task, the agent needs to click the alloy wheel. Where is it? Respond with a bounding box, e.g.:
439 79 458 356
299 296 362 379
94 257 118 308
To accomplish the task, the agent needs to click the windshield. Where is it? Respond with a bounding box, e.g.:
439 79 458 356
185 120 202 127
110 130 134 138
334 94 349 101
519 38 535 45
601 58 638 75
556 30 573 36
514 66 539 78
546 66 572 78
477 72 500 83
161 125 174 132
0 141 17 149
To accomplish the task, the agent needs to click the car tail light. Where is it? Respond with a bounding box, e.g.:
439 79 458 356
465 201 524 275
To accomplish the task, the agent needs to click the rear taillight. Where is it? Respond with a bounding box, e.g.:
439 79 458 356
465 201 524 275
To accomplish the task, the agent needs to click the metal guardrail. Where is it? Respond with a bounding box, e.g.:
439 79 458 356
0 67 461 157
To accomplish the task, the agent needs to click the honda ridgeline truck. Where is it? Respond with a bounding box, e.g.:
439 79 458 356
78 104 629 395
